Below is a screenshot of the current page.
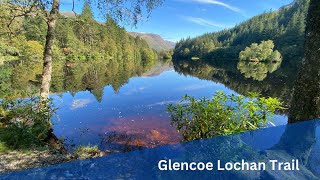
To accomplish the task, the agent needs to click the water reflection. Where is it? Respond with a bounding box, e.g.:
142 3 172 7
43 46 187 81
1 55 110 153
50 57 291 151
0 56 171 100
173 59 297 107
98 116 181 152
237 61 281 81
50 59 246 151
2 56 292 152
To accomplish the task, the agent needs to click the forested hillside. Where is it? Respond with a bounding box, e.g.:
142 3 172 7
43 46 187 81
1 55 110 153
0 2 158 98
0 2 157 65
174 0 309 63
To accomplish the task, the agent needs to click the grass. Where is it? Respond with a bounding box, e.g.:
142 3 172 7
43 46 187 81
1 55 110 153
0 126 49 154
74 145 102 159
0 142 9 153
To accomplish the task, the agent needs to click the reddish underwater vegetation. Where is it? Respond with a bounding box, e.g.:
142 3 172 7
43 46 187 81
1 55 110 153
98 115 182 152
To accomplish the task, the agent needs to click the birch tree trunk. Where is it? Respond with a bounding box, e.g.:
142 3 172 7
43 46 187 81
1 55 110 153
39 0 67 153
289 0 320 123
40 0 60 101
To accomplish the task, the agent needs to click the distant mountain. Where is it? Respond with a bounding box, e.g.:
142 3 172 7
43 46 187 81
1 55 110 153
142 60 172 77
60 11 106 24
60 11 76 18
129 32 175 52
279 0 297 9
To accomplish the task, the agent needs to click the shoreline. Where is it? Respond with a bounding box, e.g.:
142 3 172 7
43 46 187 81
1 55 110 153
0 149 75 174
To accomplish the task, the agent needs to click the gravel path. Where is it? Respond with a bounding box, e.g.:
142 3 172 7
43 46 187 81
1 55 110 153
0 150 75 174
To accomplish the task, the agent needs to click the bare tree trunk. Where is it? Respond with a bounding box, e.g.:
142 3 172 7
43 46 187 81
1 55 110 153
38 0 67 153
40 0 60 101
46 128 67 154
289 0 320 123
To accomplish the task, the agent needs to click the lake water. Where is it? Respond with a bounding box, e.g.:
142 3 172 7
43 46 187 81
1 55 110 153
49 59 289 152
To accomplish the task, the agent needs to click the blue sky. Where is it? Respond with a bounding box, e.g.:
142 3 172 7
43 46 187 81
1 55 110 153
60 0 294 42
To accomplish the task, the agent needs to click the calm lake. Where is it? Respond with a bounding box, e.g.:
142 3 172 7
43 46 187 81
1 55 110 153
44 59 292 152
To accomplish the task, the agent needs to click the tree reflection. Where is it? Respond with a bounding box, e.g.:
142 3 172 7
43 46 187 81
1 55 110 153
237 61 281 81
173 59 295 107
0 57 163 100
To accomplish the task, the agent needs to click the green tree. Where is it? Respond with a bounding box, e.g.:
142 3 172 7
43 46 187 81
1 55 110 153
23 16 47 43
76 1 96 46
239 40 282 62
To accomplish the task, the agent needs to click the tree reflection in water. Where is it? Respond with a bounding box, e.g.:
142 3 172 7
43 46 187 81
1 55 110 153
173 59 295 107
237 61 282 81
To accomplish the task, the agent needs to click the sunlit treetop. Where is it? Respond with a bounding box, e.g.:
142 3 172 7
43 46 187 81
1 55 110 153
2 0 164 25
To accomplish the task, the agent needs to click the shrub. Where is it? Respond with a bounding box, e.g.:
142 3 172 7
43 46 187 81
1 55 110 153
168 91 283 141
75 145 102 159
0 97 56 151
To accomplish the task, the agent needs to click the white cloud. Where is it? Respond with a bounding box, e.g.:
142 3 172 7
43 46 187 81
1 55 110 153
183 16 226 28
177 0 245 16
193 0 241 13
71 99 92 110
147 100 181 107
176 83 214 91
123 86 146 95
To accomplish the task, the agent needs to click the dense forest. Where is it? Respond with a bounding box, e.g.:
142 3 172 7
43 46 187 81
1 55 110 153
174 0 309 65
0 2 159 99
